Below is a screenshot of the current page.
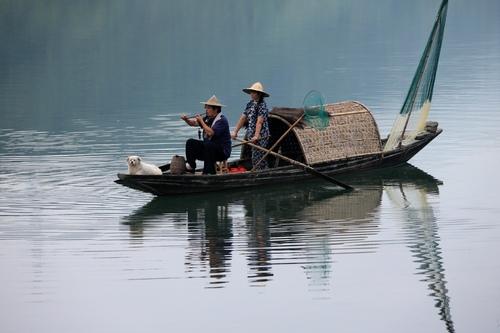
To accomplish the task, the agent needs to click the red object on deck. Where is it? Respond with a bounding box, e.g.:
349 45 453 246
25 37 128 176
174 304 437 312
229 166 247 173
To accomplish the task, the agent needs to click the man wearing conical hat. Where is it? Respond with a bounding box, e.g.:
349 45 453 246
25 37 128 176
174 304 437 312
181 95 231 174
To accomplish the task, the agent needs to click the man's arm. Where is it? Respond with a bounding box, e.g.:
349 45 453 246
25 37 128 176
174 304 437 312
196 115 214 137
181 115 198 127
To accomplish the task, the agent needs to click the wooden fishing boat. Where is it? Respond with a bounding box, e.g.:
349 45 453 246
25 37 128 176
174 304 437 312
116 0 448 196
115 102 442 195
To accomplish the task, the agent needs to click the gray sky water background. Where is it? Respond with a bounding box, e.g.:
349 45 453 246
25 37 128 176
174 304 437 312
1 1 500 332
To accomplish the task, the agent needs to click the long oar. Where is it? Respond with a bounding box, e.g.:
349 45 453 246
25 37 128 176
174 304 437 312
234 138 353 190
251 90 329 171
234 135 269 150
251 114 304 171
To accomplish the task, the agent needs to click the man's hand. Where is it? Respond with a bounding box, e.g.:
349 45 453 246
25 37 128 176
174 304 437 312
195 115 204 126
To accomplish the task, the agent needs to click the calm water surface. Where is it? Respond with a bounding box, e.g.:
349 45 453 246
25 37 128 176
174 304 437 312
1 1 500 332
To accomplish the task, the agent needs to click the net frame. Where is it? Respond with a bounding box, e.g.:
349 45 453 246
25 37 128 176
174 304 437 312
303 90 329 130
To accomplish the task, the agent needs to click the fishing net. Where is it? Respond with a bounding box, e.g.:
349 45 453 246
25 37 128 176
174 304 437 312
303 90 329 130
384 0 448 151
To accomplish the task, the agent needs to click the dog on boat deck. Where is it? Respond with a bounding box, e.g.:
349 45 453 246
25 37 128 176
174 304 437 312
127 155 163 175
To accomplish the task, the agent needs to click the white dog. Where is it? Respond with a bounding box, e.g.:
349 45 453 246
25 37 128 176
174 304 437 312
127 155 163 175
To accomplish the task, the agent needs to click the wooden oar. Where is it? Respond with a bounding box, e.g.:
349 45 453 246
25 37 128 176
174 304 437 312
251 90 329 171
251 114 304 171
234 138 353 190
232 136 268 150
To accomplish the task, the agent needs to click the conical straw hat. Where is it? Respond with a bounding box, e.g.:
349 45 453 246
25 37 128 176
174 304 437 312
243 82 270 97
200 95 225 107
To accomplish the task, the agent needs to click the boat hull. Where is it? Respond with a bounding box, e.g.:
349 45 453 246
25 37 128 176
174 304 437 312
115 130 441 196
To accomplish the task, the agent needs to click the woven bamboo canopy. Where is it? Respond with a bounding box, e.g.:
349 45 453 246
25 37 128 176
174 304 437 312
269 101 382 165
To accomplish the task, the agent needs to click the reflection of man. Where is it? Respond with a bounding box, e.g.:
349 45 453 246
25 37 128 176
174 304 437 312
184 201 233 286
206 220 232 281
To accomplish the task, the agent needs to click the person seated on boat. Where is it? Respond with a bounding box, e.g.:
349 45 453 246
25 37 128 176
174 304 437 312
231 82 270 170
181 95 232 175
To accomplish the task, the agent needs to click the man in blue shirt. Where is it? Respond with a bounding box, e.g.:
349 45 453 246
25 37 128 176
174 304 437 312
181 95 232 174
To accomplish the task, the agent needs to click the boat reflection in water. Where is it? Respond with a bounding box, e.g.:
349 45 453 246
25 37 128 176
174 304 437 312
385 173 455 333
122 163 453 331
122 171 383 288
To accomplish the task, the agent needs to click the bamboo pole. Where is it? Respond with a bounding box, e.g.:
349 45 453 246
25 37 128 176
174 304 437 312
234 138 353 191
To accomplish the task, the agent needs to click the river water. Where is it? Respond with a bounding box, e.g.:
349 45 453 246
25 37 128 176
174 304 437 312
1 1 500 332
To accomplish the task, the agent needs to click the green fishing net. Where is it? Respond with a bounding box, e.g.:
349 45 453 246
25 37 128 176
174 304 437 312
303 90 329 130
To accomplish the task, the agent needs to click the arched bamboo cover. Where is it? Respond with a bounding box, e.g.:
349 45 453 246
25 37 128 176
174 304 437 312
270 101 382 165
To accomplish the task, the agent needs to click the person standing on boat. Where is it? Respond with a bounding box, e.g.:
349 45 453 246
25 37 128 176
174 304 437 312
231 82 270 170
181 95 231 175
